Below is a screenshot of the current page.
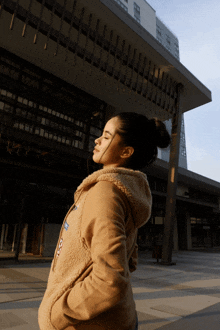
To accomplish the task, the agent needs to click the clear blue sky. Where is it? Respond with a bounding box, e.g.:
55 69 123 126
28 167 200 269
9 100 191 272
147 0 220 183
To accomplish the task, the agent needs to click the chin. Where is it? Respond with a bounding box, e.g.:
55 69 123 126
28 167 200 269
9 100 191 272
92 154 100 164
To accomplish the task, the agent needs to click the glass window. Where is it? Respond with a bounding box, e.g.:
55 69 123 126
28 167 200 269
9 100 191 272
133 2 141 23
4 104 13 113
156 25 162 37
1 52 106 154
166 34 171 46
114 0 128 11
134 2 140 14
134 16 140 23
35 127 40 134
155 217 164 225
1 89 7 96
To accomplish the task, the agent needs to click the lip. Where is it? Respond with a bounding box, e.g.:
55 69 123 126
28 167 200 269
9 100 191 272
93 148 99 153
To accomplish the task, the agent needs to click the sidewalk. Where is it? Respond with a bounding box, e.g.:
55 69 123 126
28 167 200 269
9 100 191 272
0 250 220 329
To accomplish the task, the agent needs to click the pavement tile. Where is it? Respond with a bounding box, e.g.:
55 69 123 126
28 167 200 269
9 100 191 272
0 312 28 329
0 298 41 330
0 268 46 304
0 250 220 329
136 311 175 330
150 305 190 316
157 302 220 330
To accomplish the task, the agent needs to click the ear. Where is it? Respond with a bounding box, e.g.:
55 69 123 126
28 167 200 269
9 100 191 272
120 146 134 160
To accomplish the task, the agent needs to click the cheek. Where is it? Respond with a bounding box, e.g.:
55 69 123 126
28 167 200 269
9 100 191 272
106 144 121 160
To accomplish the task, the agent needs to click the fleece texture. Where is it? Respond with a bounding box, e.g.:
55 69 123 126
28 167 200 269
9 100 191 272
38 167 152 330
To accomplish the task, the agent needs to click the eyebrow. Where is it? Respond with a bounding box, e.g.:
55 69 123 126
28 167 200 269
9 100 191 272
103 130 113 136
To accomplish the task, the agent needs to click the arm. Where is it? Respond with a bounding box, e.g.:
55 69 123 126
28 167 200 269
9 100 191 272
51 181 130 328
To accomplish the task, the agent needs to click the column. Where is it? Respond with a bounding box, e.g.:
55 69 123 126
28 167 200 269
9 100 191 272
4 224 9 243
39 224 45 256
21 223 28 254
186 212 192 250
0 224 5 250
173 217 179 251
11 224 17 252
161 83 183 265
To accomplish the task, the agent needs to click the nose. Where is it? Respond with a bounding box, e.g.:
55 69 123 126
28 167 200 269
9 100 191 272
95 136 101 145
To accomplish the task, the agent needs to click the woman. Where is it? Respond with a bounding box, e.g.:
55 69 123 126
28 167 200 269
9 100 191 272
38 112 170 330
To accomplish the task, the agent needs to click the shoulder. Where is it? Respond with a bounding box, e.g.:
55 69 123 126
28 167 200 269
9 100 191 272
83 181 128 217
88 181 127 204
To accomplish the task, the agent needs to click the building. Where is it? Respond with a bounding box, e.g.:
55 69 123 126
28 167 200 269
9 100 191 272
156 17 180 61
112 0 179 60
0 0 218 261
112 0 187 168
155 16 187 168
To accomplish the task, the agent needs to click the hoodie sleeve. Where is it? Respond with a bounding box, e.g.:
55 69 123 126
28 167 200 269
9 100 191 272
51 181 131 327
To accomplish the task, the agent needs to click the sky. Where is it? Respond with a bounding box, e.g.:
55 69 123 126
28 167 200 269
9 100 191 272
146 0 220 183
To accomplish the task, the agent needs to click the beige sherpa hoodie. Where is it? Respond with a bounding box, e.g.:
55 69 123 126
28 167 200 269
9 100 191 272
38 167 152 330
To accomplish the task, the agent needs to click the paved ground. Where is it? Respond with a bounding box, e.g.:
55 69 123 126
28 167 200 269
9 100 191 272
0 250 220 329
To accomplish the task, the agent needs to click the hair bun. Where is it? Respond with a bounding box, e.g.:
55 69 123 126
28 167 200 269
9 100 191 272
151 118 171 149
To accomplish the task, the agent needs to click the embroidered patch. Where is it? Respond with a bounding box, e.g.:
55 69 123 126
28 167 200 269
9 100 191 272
57 238 63 257
64 221 69 231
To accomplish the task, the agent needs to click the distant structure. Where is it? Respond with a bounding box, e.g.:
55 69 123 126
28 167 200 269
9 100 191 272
113 0 187 168
156 17 180 61
113 0 180 60
160 118 188 169
155 18 187 168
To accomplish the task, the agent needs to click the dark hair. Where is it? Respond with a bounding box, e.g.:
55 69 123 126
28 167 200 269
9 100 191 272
113 112 171 170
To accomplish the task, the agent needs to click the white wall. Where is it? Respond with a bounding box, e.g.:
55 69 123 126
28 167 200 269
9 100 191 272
127 0 156 37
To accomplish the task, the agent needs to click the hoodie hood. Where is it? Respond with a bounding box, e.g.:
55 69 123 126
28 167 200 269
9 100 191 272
75 167 152 229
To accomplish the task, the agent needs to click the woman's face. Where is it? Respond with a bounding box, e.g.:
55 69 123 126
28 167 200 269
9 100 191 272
93 117 130 168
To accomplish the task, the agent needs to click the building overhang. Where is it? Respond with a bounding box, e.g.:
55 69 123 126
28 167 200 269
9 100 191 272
99 0 212 115
147 158 220 196
0 0 211 121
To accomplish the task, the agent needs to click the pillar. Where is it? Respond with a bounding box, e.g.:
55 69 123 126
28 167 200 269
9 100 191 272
4 224 9 243
11 224 17 252
39 224 45 256
0 224 5 250
161 83 183 265
173 217 179 251
186 212 192 250
21 223 28 254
